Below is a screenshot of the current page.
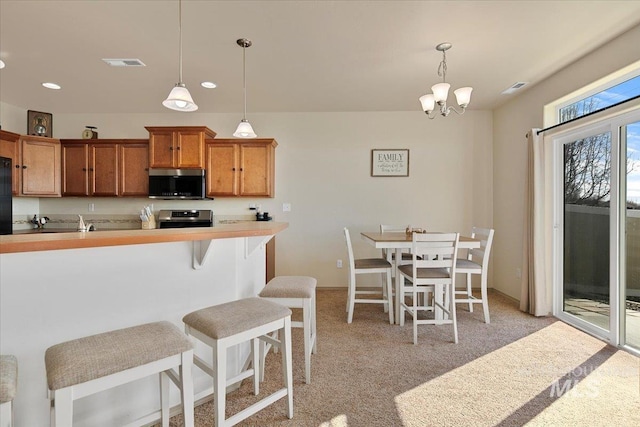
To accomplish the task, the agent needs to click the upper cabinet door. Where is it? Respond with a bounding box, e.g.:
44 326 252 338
120 143 149 197
62 144 89 196
146 126 215 169
90 143 119 196
20 136 61 197
240 144 273 197
148 130 175 168
206 143 239 197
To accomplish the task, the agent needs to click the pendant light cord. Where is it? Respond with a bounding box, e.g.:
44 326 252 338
178 0 183 83
242 44 247 120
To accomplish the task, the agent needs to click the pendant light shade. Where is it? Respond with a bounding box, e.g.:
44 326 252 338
163 83 198 111
233 119 257 138
233 38 257 138
163 0 198 112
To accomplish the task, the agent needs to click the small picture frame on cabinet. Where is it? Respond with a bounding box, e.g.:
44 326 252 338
27 110 53 138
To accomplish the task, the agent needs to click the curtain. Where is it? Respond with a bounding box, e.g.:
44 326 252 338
520 129 549 316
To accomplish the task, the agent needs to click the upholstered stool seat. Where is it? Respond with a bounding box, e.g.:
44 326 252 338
183 297 293 427
259 276 317 384
45 321 194 427
0 355 18 427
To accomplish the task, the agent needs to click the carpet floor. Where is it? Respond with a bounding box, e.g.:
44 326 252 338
160 289 639 427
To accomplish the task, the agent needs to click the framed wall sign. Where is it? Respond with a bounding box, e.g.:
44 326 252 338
27 110 53 137
371 149 409 177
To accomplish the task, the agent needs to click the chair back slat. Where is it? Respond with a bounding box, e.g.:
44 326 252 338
412 232 459 277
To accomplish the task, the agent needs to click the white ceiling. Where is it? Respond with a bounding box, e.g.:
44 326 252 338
1 1 640 115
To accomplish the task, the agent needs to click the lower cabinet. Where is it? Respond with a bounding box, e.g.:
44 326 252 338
61 139 148 197
206 138 277 198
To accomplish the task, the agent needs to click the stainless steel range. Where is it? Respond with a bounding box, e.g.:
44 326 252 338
157 210 214 228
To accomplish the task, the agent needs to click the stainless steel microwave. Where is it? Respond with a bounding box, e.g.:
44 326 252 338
148 169 207 200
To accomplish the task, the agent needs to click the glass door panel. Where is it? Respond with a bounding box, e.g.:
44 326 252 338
624 121 640 350
563 131 612 330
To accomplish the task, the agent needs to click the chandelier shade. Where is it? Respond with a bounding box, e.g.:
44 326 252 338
163 0 198 112
419 42 471 119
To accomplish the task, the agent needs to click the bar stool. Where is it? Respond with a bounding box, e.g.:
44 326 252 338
44 321 194 427
182 297 293 427
259 276 317 384
0 355 17 427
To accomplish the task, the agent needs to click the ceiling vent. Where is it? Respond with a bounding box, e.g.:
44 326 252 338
102 58 146 67
502 82 528 94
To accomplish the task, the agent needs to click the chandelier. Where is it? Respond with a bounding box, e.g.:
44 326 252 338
419 42 472 118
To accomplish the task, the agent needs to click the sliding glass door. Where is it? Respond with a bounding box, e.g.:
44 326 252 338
555 110 640 353
561 129 612 333
623 120 640 350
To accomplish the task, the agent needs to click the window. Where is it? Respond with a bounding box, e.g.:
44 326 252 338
559 75 640 123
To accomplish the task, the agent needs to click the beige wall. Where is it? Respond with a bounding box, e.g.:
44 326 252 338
492 24 640 300
4 108 493 288
8 24 637 294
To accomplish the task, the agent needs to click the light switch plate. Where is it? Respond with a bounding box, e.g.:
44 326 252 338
282 203 291 212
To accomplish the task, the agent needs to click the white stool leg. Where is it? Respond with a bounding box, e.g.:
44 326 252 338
281 317 294 419
0 401 12 427
180 350 195 427
160 372 170 427
311 293 318 354
213 340 227 427
303 298 311 384
466 273 473 312
252 338 260 395
53 388 73 427
480 273 490 324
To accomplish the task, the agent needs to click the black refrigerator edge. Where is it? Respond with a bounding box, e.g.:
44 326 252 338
0 156 12 234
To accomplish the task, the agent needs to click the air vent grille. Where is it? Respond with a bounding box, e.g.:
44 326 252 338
102 58 146 67
502 82 528 94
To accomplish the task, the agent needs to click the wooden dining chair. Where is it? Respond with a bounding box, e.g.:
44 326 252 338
454 227 495 323
398 232 460 344
343 228 394 324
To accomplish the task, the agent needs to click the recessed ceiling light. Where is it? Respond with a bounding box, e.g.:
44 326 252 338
0 60 5 69
42 82 61 90
201 81 217 89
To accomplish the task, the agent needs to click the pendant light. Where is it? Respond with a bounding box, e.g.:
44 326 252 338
163 0 198 112
233 38 257 138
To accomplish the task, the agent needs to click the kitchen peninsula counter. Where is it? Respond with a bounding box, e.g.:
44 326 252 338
0 221 288 426
0 221 288 254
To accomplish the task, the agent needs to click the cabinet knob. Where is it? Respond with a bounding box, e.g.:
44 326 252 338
176 146 180 150
89 168 94 172
232 167 236 171
169 147 173 151
82 168 87 171
15 164 20 169
22 165 27 169
240 168 244 172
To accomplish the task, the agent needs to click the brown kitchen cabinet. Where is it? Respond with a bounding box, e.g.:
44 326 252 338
146 126 216 169
0 133 61 197
205 138 277 198
61 139 148 197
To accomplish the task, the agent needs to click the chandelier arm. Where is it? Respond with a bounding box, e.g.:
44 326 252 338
447 105 467 116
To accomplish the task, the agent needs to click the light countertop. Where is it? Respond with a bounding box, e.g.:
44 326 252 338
0 222 288 254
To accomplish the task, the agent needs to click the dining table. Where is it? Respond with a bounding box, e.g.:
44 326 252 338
360 231 481 325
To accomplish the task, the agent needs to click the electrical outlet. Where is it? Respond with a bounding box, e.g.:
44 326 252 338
337 259 343 268
516 267 522 279
283 203 291 212
88 203 95 212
